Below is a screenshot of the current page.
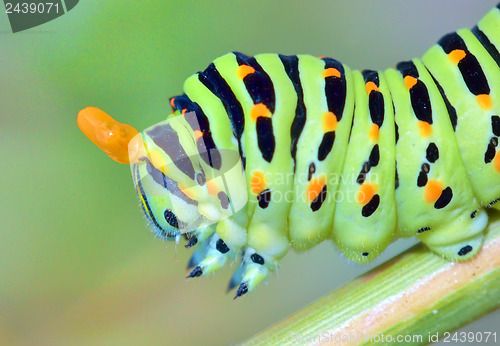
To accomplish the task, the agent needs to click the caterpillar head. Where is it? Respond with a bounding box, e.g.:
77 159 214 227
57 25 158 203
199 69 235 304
131 155 201 239
77 107 247 238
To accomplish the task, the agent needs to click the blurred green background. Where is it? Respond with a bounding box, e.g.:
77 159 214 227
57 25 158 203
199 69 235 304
1 0 498 344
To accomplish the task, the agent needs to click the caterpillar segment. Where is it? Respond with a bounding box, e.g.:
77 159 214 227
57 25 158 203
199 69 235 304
234 53 297 295
422 13 500 208
77 4 500 298
332 70 396 263
385 59 487 260
288 56 355 252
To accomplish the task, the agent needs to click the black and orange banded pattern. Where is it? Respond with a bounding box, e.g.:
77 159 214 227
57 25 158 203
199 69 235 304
362 70 385 128
170 95 222 169
322 58 347 121
317 58 346 162
197 63 246 166
396 61 433 125
352 70 385 219
439 33 491 99
235 52 276 163
122 4 500 299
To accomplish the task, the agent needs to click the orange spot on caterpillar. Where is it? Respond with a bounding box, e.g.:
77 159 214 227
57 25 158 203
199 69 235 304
448 49 466 65
193 130 203 140
322 111 338 132
357 183 378 205
317 56 326 59
237 65 255 80
369 124 379 142
404 76 418 90
206 180 218 196
170 97 176 109
179 183 196 200
250 103 272 121
425 180 443 203
182 109 188 115
322 68 341 78
250 171 267 195
306 176 327 203
365 81 379 94
494 152 500 173
476 94 492 110
77 107 139 164
148 150 168 173
418 121 432 138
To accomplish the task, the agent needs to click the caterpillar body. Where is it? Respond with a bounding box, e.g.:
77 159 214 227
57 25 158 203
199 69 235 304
78 4 500 298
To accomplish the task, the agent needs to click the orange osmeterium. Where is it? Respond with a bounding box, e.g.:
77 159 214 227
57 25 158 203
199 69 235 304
77 107 139 164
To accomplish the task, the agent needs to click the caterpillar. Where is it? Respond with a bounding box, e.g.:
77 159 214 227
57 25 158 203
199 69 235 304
78 4 500 299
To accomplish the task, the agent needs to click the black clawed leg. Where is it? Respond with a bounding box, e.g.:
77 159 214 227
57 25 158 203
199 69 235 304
186 266 203 278
185 235 198 248
227 277 240 293
187 255 197 270
233 282 248 300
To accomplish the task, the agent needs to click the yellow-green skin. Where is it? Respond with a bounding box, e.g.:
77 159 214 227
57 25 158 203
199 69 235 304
132 6 500 297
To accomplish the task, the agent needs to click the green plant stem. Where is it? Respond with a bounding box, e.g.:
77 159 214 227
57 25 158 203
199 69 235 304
244 212 500 345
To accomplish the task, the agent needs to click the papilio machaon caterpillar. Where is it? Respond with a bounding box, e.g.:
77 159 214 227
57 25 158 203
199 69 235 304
78 3 500 298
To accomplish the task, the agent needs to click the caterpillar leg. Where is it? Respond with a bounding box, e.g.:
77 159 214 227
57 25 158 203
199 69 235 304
186 233 238 278
489 199 500 211
186 233 212 269
226 221 290 298
232 248 276 299
185 225 218 270
419 209 488 260
186 210 248 277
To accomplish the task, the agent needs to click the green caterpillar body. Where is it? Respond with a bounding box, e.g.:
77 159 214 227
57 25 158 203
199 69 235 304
133 5 500 298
